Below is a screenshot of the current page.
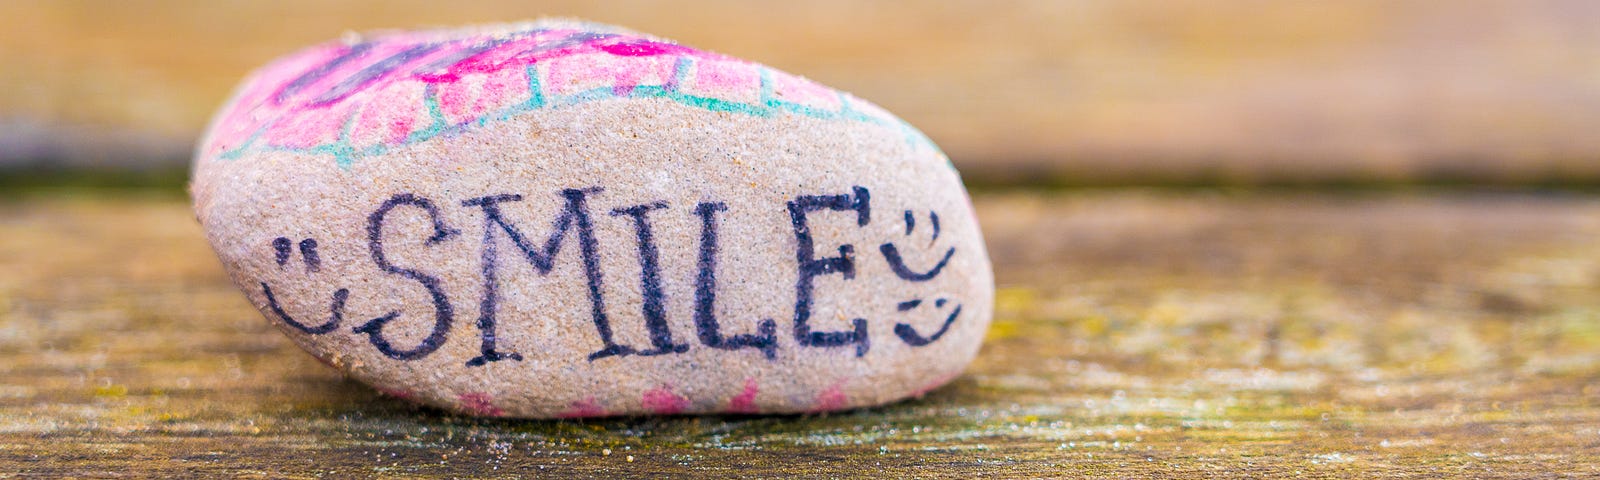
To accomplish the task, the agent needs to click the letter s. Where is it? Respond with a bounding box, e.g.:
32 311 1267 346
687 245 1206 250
353 193 460 360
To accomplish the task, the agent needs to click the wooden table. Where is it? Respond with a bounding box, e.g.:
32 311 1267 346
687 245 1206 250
4 191 1599 477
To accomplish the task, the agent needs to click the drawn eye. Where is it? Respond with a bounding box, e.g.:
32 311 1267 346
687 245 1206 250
273 236 322 271
881 210 956 282
901 209 942 245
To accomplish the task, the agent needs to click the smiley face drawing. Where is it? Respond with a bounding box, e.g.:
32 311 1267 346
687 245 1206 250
260 236 350 335
256 195 462 364
882 209 961 346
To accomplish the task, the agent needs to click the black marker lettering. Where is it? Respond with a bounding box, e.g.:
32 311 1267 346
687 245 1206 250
693 202 777 359
354 194 459 360
610 202 689 356
463 188 629 363
786 186 871 357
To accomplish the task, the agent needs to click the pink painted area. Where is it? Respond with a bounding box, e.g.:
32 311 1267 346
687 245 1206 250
214 27 704 153
438 64 529 125
726 378 760 413
286 39 460 109
406 35 494 83
609 55 675 96
271 40 407 107
350 81 428 147
542 53 674 97
641 385 691 415
688 58 761 103
202 118 257 157
437 29 584 80
256 43 351 89
457 392 504 417
810 381 849 413
203 22 907 163
203 46 345 155
261 98 359 148
597 39 687 57
556 397 611 418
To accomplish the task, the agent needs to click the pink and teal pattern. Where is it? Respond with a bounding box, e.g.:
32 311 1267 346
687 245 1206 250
204 22 941 167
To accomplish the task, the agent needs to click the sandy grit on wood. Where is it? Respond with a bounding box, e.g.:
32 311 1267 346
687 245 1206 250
189 19 994 417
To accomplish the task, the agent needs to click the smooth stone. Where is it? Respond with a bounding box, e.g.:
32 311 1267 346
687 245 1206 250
191 19 993 417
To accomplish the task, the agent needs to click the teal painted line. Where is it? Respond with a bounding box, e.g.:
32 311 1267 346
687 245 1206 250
836 94 883 124
672 92 773 117
671 57 692 93
358 143 390 158
216 129 263 161
758 68 774 107
524 64 546 109
332 109 361 168
404 87 449 145
483 65 548 124
775 101 837 119
225 55 940 165
556 87 618 106
630 85 669 98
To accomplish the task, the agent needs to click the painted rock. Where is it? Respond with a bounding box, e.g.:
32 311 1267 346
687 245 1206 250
191 19 993 417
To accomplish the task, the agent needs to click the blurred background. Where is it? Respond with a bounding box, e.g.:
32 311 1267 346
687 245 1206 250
10 2 1600 475
6 0 1600 188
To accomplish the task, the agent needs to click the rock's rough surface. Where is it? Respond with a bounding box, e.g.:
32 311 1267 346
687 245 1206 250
190 19 993 417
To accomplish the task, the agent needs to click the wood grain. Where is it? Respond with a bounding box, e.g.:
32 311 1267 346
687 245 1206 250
3 192 1600 477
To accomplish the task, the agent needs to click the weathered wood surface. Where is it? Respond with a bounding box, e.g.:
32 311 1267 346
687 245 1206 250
3 192 1600 477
